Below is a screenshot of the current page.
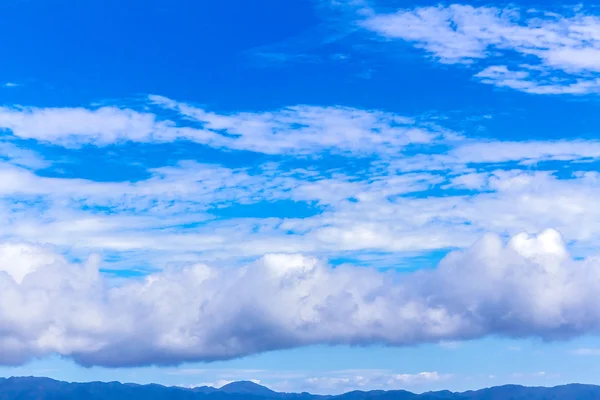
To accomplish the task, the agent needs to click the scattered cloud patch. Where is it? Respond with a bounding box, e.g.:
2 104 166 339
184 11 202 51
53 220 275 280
362 5 600 94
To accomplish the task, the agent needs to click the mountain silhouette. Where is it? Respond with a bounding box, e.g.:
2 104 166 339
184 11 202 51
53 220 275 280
1 377 600 400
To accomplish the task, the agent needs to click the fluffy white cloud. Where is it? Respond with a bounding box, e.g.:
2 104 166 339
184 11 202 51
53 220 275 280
1 229 600 367
362 5 600 94
0 243 64 284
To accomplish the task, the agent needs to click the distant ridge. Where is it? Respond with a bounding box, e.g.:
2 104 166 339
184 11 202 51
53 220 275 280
1 377 600 399
219 381 278 396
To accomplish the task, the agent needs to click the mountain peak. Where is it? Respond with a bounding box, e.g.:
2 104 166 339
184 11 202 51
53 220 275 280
219 381 276 396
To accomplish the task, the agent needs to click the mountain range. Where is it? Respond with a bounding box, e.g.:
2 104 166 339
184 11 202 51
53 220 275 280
1 377 600 400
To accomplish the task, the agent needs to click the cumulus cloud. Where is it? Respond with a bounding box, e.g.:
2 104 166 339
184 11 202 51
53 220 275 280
1 229 600 367
362 4 600 94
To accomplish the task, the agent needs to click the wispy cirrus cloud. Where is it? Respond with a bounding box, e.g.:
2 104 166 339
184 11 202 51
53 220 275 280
361 4 600 94
0 98 451 155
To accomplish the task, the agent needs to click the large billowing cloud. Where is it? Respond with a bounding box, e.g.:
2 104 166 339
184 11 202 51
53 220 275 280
1 228 599 367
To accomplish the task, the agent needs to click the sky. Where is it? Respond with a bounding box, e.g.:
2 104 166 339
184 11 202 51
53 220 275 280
4 0 600 395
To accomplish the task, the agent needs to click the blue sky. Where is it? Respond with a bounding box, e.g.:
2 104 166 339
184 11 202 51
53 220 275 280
3 0 600 394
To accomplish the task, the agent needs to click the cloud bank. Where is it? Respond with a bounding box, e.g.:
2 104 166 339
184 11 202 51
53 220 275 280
1 229 599 367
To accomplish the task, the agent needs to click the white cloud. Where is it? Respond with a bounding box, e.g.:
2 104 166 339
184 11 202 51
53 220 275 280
2 151 600 269
363 5 503 63
362 5 600 94
0 242 65 284
475 65 600 95
149 95 453 155
2 229 600 367
0 141 49 169
0 106 166 146
451 139 600 163
0 161 291 211
4 98 600 172
0 99 451 155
